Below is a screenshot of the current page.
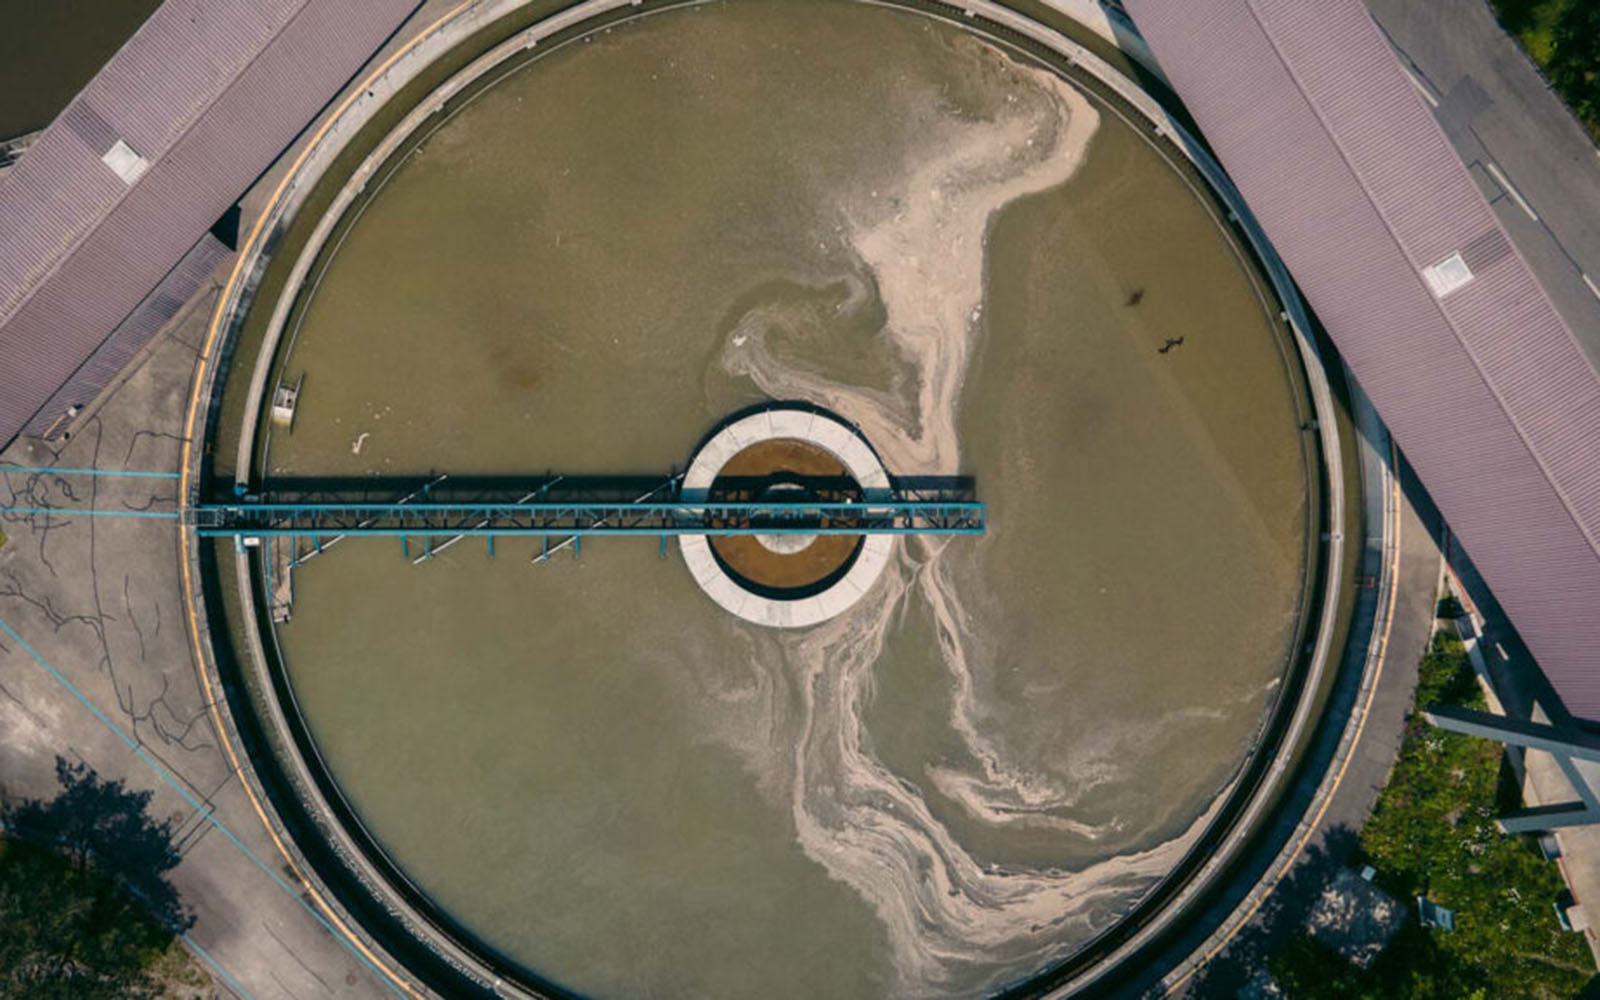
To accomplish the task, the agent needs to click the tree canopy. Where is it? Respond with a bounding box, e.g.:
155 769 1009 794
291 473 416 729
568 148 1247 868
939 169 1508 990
1 756 194 999
1494 0 1600 138
1548 1 1600 130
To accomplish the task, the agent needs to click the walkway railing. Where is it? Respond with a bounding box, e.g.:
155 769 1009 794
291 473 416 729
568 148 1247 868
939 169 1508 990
1 469 985 539
187 500 986 537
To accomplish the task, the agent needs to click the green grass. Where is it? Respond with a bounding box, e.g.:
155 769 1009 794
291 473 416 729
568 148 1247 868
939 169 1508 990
1492 0 1600 140
1271 630 1594 999
0 526 7 552
1496 0 1566 63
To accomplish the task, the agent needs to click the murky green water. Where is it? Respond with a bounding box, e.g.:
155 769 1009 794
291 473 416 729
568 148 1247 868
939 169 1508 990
263 3 1312 997
0 0 161 139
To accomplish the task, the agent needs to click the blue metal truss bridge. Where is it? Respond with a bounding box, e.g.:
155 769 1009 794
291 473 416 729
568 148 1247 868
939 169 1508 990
184 473 985 544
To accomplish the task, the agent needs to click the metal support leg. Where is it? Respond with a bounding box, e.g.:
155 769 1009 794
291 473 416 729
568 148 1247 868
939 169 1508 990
1426 705 1600 832
1424 706 1600 763
1499 802 1600 834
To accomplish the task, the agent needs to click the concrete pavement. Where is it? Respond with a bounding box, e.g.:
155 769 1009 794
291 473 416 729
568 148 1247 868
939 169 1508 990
1284 426 1442 904
1365 0 1600 369
0 298 405 1000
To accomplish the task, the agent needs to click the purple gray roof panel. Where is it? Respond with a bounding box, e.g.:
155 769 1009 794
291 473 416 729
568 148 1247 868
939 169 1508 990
0 0 418 446
1123 0 1600 715
22 232 231 439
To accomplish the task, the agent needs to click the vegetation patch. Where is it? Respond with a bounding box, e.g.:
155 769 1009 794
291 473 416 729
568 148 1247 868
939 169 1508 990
1 758 207 999
1493 0 1600 139
1270 630 1593 998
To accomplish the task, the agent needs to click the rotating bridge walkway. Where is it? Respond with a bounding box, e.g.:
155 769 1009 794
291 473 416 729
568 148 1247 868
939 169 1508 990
0 468 982 620
185 473 985 555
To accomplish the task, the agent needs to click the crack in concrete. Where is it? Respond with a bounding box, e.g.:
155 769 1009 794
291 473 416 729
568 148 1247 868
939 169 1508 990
265 916 337 995
119 493 180 512
126 574 148 662
123 428 190 470
0 676 49 731
1 470 73 578
0 569 114 637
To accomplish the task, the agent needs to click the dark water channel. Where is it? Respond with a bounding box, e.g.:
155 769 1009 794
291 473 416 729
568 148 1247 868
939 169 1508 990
0 0 160 139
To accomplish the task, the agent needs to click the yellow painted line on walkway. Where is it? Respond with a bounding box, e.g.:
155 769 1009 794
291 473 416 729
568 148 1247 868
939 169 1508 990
178 5 477 998
1163 438 1403 995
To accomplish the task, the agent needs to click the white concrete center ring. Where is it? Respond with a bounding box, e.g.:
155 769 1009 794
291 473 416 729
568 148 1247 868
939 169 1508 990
679 407 894 628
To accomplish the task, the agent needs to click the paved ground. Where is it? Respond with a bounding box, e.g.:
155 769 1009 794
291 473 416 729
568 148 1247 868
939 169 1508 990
1284 444 1443 911
1365 0 1600 369
0 300 400 1000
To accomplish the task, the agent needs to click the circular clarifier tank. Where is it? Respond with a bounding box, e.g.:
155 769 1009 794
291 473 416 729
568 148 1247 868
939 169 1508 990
237 2 1329 997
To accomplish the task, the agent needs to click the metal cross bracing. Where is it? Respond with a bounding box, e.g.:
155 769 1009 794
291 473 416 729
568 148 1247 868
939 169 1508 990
192 502 985 537
188 473 986 540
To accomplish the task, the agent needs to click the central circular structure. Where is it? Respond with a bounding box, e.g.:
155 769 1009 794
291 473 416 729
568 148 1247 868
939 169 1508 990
681 406 893 628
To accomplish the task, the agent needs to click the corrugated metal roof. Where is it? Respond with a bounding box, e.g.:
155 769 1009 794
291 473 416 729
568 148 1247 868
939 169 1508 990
0 0 419 447
1123 0 1600 716
21 232 231 439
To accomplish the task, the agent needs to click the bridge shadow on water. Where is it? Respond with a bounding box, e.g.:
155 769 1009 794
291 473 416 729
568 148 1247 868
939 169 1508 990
214 473 978 505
